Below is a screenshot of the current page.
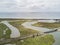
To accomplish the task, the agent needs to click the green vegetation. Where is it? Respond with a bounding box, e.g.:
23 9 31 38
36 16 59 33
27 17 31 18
13 35 55 45
4 35 54 45
0 23 11 39
33 22 60 29
5 29 11 38
0 20 55 45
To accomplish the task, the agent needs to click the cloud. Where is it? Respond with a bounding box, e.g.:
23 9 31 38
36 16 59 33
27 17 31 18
0 0 60 12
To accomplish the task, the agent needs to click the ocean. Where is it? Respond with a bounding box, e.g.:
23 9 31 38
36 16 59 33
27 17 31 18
0 12 60 19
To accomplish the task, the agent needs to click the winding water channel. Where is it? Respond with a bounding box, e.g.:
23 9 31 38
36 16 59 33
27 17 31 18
22 20 60 45
1 21 20 38
0 20 60 45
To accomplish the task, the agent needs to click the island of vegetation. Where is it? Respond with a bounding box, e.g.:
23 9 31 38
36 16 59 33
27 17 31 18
33 22 60 29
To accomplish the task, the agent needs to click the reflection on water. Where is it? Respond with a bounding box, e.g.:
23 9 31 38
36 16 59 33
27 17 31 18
51 32 60 45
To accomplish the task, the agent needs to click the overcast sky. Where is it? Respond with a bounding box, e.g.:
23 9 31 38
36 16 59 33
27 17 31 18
0 0 60 12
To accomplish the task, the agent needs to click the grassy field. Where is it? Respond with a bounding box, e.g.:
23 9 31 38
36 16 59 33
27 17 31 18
33 22 60 29
0 20 55 45
16 35 55 45
0 23 11 39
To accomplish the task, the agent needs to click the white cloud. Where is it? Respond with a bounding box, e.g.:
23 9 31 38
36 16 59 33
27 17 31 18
0 0 60 12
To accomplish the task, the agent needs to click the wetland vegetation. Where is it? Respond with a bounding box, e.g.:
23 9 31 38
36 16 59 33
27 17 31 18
0 19 55 45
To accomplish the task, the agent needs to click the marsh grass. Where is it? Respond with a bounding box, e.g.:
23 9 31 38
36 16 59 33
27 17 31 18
33 22 60 29
0 20 55 45
0 23 11 39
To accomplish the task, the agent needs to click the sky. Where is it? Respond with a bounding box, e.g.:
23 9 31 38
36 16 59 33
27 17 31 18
0 0 60 12
0 0 60 19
